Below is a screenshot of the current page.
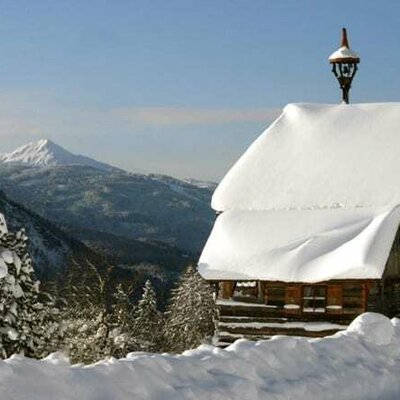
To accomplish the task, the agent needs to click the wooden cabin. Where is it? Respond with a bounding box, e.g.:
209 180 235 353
198 103 400 346
213 271 400 345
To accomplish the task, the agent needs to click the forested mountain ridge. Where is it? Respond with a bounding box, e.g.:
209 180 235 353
0 162 215 254
0 190 96 278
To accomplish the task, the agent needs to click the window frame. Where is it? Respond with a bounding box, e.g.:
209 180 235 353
301 285 327 313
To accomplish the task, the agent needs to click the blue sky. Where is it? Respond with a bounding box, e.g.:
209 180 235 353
0 0 399 180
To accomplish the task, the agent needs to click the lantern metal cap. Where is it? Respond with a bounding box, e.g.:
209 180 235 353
329 28 360 64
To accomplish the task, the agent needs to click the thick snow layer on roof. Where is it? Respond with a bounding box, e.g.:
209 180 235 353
0 313 399 400
198 205 400 281
329 46 360 61
212 103 400 212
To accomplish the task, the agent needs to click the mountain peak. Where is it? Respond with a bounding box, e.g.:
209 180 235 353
38 138 50 145
0 139 116 172
37 138 52 147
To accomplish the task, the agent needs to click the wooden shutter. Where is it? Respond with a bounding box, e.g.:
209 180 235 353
221 281 234 299
327 285 342 305
327 285 343 314
284 286 301 313
285 286 301 304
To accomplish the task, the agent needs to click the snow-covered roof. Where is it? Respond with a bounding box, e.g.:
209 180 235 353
200 103 400 281
198 205 400 281
329 46 360 62
212 103 400 212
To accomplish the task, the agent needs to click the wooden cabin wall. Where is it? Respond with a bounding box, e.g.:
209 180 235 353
368 280 400 317
261 282 369 318
220 281 235 299
213 280 383 346
216 280 373 319
384 228 400 278
217 278 399 317
369 227 400 317
391 282 400 316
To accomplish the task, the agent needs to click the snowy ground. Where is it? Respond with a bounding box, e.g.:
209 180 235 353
0 313 399 400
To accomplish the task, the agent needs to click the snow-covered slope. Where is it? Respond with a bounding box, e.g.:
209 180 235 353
0 313 399 400
0 190 97 277
0 139 115 172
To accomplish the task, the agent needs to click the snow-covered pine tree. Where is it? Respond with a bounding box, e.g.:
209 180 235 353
62 260 112 363
163 265 215 353
62 261 138 363
132 280 162 352
0 223 62 358
108 283 138 358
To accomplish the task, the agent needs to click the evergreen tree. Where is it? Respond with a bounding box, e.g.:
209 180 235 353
62 260 112 363
132 280 162 352
108 283 138 358
62 261 138 363
0 225 62 358
163 265 215 353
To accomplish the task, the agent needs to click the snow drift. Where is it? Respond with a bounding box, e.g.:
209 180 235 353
0 313 399 400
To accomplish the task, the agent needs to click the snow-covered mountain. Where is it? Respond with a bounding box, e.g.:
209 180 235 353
0 164 214 253
0 139 116 172
0 139 215 253
0 139 215 302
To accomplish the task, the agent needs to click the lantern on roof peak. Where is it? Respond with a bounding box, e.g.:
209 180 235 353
329 28 360 104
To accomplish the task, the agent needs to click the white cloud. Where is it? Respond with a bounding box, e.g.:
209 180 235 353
0 91 119 148
0 92 49 140
112 106 281 126
0 91 281 180
0 91 281 142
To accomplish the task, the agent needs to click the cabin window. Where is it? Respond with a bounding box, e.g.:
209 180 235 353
233 281 258 299
302 286 326 313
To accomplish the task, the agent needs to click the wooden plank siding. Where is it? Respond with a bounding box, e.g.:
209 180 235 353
213 279 384 346
216 280 380 314
220 281 235 299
